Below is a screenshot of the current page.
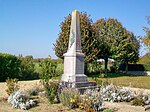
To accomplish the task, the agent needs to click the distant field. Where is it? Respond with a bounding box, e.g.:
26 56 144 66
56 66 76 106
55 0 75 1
90 75 150 89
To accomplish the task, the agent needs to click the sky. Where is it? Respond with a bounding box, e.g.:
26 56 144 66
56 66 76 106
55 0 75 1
0 0 150 58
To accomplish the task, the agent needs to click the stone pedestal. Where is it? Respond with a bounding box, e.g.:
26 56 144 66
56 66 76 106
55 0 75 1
61 52 88 87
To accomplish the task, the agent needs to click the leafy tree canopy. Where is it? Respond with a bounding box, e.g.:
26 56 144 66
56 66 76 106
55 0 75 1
93 18 139 74
142 16 150 52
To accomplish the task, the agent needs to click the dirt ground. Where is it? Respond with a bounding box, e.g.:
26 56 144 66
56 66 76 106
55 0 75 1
0 80 41 98
104 102 150 112
0 80 150 112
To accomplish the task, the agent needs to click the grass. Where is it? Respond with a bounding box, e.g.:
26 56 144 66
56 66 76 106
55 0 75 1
89 73 150 89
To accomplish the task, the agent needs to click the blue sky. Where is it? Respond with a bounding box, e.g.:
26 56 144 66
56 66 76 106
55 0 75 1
0 0 149 58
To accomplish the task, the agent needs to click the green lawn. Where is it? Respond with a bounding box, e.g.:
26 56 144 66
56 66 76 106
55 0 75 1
89 73 150 89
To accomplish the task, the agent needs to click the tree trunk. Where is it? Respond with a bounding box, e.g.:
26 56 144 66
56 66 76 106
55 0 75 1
125 62 128 74
104 58 108 77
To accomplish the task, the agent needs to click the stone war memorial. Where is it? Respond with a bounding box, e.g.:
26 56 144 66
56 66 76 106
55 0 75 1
61 10 95 88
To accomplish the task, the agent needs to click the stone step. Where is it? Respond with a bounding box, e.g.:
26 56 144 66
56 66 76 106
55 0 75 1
60 81 96 88
59 81 97 94
77 85 98 94
75 81 96 88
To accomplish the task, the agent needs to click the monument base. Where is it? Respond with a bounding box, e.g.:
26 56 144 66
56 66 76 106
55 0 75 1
60 80 96 88
61 73 88 82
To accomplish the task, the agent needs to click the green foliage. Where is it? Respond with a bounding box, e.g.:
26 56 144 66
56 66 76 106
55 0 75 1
6 78 19 95
81 88 104 112
53 12 99 62
56 63 63 77
99 73 106 78
94 78 110 86
43 81 59 104
19 55 39 80
39 57 60 104
113 31 139 64
51 58 63 78
143 63 150 71
142 16 150 52
138 52 150 64
110 62 118 73
59 88 81 109
86 61 102 75
132 97 145 106
93 18 125 75
110 66 117 73
93 18 139 75
39 57 57 81
0 53 22 82
79 97 96 112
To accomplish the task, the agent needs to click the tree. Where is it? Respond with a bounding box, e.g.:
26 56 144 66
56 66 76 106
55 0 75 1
93 18 125 75
53 12 99 62
142 16 150 52
93 18 139 75
113 31 140 72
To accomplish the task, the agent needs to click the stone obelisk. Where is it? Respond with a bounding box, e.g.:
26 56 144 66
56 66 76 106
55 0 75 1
61 10 88 88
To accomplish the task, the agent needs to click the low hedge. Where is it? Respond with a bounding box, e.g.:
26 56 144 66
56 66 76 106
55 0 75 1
119 63 150 71
0 53 39 82
0 53 22 82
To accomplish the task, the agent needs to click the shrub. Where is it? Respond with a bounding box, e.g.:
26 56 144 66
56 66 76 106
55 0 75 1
132 97 145 106
0 53 22 82
0 53 39 82
53 58 63 77
110 66 117 73
43 81 59 104
100 85 134 102
142 95 150 105
94 78 109 86
110 62 118 73
82 88 104 112
39 57 59 104
55 63 63 77
59 88 81 109
99 73 106 78
6 78 19 95
19 55 39 80
39 57 57 81
26 80 43 96
85 61 102 75
27 89 42 96
8 91 37 110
